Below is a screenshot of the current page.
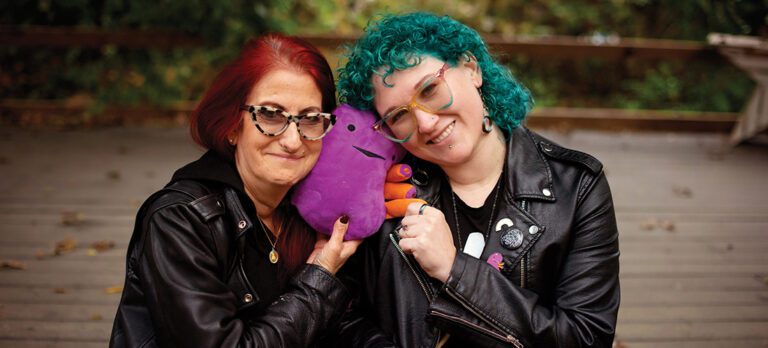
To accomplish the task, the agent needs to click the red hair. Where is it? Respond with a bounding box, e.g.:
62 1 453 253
189 34 336 282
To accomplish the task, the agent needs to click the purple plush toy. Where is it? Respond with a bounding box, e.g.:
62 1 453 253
292 104 407 240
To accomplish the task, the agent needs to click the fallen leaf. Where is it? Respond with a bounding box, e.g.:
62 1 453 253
659 219 676 232
672 185 693 198
54 238 77 255
90 240 115 253
106 170 121 181
53 288 68 294
60 211 84 226
104 286 123 294
86 249 98 256
0 260 26 270
90 314 103 321
640 218 657 231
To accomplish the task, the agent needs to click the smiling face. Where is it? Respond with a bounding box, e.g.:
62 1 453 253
372 55 487 167
232 68 324 189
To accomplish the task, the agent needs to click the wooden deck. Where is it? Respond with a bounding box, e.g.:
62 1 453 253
0 127 766 347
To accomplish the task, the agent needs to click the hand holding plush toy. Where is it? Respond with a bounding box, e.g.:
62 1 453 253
292 104 425 240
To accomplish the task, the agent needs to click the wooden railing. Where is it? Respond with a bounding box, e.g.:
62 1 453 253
0 26 738 131
302 33 720 61
0 25 202 48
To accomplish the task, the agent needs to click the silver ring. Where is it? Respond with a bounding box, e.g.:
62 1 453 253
418 204 429 215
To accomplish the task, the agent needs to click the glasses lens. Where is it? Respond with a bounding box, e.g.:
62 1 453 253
379 73 451 143
255 107 288 134
381 109 415 142
415 75 452 112
298 114 331 139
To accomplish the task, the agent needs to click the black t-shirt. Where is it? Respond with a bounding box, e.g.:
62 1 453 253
437 175 504 348
439 176 504 252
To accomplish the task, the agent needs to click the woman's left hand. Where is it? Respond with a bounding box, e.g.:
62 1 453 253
398 203 456 283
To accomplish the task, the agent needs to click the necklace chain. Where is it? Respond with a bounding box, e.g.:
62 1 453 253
256 215 280 264
451 178 501 252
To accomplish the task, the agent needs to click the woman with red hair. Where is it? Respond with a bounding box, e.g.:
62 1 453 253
110 34 361 347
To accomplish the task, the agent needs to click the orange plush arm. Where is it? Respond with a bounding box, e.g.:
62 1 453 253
384 164 426 219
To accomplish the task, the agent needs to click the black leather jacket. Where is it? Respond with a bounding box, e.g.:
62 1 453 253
110 152 351 347
351 127 620 347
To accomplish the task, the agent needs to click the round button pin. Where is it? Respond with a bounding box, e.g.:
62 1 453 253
500 228 523 249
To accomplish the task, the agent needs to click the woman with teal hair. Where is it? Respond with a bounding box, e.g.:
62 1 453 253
337 12 620 347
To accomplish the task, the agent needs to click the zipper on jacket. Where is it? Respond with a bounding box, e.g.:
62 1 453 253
389 233 434 299
389 233 442 348
519 199 529 289
443 287 524 347
429 310 523 347
520 256 527 288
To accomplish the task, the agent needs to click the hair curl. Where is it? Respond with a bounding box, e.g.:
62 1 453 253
337 12 532 133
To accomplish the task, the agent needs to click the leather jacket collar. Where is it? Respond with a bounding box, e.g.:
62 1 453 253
412 127 561 206
170 151 255 239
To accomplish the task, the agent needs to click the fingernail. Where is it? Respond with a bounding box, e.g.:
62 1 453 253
340 215 349 224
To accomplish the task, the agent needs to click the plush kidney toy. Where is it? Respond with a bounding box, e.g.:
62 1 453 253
292 104 422 240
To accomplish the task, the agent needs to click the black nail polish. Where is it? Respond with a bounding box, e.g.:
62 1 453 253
340 215 349 224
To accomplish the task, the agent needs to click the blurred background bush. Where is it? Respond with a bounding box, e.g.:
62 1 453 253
1 0 766 116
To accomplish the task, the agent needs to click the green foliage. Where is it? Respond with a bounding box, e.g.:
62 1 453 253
1 0 271 108
1 0 765 115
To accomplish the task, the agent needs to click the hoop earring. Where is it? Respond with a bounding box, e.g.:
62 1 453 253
482 116 493 134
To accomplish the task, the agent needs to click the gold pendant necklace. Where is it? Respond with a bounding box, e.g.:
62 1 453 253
256 215 279 264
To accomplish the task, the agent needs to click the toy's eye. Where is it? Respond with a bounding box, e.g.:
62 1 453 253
392 155 396 161
347 124 356 132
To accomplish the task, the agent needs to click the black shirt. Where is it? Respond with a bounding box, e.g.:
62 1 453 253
243 210 283 313
437 174 504 348
438 175 504 253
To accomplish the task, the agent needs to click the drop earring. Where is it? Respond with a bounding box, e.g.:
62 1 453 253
482 115 493 134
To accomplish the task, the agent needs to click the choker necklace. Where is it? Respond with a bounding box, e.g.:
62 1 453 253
451 179 501 252
256 216 279 264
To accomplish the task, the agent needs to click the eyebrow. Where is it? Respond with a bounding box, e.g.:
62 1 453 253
380 71 437 117
259 101 322 114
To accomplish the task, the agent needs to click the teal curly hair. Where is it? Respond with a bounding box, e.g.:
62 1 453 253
337 12 532 133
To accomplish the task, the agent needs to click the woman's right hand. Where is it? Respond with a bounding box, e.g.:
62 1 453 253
307 215 362 275
398 203 456 283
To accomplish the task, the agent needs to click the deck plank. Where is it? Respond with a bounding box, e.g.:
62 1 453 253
1 128 767 346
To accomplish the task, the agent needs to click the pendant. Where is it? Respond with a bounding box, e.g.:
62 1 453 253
269 249 279 264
